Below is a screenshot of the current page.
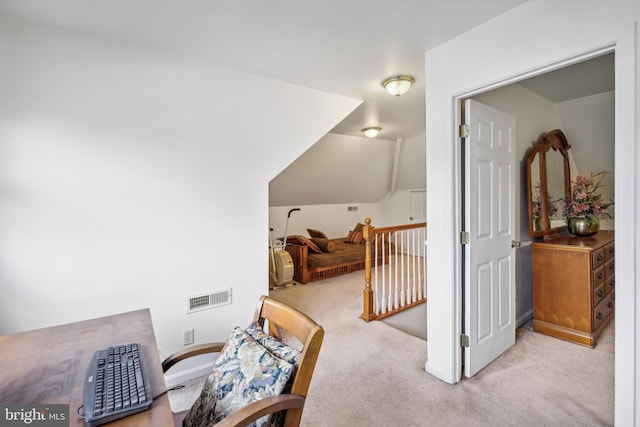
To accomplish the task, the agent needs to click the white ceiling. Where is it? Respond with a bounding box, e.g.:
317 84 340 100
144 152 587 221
0 0 529 141
518 53 614 103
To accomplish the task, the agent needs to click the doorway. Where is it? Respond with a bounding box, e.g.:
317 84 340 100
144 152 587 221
458 52 615 383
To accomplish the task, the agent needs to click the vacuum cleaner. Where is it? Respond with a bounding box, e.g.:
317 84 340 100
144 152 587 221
269 208 300 288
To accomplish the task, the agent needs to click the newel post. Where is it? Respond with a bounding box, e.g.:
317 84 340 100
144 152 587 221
361 217 376 321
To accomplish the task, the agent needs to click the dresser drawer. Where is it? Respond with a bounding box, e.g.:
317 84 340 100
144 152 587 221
592 266 605 288
593 291 614 331
605 274 615 295
604 242 615 261
591 248 605 269
592 283 606 306
604 259 615 277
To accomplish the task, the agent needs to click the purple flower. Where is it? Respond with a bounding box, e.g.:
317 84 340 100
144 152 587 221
562 171 614 221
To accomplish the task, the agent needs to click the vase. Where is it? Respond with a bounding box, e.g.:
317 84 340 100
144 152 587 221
567 216 600 237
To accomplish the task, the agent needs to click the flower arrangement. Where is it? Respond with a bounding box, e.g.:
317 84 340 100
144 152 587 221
562 171 614 221
532 182 558 220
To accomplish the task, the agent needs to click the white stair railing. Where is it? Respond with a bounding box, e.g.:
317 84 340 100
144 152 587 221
362 218 427 321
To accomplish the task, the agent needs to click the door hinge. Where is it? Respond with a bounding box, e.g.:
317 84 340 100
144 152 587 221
460 231 470 245
459 124 469 138
460 334 470 348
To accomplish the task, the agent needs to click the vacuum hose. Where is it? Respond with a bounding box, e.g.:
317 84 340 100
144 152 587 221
283 208 301 247
287 208 301 218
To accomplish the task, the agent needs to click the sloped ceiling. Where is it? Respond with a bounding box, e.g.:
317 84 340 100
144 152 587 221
0 0 527 143
272 53 615 207
269 133 426 206
270 133 393 206
519 52 615 197
518 53 614 103
0 1 531 208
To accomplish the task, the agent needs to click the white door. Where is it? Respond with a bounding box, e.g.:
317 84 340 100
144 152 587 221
408 190 426 256
464 99 516 377
408 190 426 224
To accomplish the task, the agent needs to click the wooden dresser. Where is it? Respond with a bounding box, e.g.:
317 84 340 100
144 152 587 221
532 230 615 347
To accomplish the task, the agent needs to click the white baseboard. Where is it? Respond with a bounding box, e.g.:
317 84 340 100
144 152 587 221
424 361 457 384
517 309 533 327
164 359 215 389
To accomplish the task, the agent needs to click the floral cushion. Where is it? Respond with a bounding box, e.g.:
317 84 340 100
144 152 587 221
245 322 302 366
183 371 218 427
183 327 297 427
244 323 302 427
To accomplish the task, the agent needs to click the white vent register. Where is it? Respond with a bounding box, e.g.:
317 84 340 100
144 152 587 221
187 288 232 313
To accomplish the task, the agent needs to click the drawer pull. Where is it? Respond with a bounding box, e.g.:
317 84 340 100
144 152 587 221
607 301 613 308
609 264 614 271
596 312 603 320
611 280 615 287
609 247 615 255
597 272 604 280
597 289 604 298
596 254 604 262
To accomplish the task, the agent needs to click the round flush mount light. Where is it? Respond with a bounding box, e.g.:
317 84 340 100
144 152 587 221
362 127 381 138
382 75 415 96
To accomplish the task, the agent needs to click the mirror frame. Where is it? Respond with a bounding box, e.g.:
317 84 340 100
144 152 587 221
526 129 572 238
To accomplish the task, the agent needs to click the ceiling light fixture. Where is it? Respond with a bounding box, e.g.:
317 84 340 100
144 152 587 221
382 75 415 96
362 127 381 138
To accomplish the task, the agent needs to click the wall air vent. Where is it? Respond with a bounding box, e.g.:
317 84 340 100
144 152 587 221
187 287 232 314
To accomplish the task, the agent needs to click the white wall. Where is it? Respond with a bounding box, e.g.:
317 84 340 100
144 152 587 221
557 91 616 223
268 203 381 241
424 1 639 424
0 18 360 363
378 189 422 225
395 133 427 190
268 190 424 246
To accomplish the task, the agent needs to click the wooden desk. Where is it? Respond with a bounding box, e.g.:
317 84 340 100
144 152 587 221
0 309 174 426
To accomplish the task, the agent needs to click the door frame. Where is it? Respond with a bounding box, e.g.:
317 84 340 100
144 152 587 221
451 45 617 383
424 12 638 423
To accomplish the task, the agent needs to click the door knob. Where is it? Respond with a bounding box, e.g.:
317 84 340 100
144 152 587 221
511 240 521 248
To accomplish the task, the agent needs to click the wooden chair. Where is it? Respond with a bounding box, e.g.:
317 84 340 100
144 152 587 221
162 295 324 427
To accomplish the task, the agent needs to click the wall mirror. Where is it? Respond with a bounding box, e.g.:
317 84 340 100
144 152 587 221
526 129 571 238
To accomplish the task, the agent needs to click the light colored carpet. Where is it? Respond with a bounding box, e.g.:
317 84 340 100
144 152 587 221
170 270 614 426
380 302 427 340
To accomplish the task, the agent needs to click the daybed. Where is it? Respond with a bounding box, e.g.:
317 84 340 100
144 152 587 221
284 223 388 284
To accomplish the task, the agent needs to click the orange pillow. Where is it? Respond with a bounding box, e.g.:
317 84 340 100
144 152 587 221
310 237 335 253
307 228 328 239
286 235 322 253
346 230 364 244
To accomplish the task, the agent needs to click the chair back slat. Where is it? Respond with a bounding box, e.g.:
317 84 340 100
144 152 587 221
253 295 324 426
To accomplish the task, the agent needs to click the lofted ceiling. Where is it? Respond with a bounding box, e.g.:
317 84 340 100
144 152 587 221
0 0 529 142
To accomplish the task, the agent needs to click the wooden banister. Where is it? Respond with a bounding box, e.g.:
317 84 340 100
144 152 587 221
362 218 376 321
361 217 427 322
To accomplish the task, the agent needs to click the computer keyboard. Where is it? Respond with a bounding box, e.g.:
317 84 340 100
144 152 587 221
82 343 153 427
